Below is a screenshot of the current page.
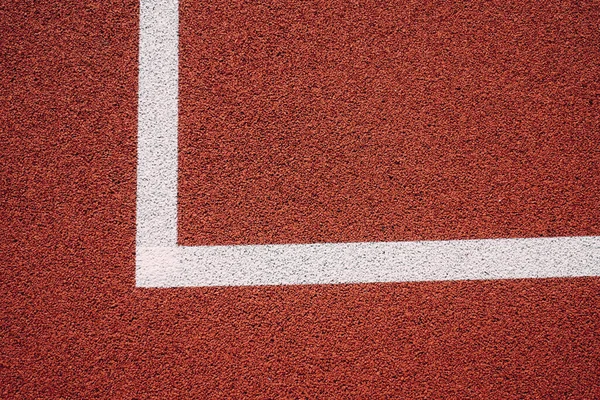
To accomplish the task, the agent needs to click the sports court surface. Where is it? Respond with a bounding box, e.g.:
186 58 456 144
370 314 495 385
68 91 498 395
3 0 600 397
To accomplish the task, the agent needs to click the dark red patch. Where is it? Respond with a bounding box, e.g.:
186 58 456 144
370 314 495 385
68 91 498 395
179 0 600 245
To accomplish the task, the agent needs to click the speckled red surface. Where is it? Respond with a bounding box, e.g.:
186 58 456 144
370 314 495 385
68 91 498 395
2 0 600 398
179 0 600 246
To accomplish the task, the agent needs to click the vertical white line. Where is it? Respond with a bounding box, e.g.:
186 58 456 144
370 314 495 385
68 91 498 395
136 0 180 285
137 0 179 248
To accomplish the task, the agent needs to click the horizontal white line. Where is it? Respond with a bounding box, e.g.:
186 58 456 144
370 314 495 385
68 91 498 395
136 236 600 287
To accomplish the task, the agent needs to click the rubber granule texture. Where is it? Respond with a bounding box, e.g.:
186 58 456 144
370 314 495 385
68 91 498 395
2 0 600 398
179 0 600 245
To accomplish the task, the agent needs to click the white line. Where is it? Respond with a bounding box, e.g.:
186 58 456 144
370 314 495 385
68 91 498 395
137 237 600 288
137 0 178 249
136 0 600 288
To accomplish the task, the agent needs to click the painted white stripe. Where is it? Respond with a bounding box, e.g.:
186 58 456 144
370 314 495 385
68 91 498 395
136 0 600 288
137 237 600 288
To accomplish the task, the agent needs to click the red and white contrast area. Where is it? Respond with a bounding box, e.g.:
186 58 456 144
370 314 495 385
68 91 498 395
137 0 599 287
3 0 600 397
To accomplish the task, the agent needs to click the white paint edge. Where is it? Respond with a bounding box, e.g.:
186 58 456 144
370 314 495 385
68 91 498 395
136 237 600 288
136 0 600 288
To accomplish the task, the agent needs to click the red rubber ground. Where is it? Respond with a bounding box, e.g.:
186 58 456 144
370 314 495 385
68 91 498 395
2 0 599 398
179 0 600 246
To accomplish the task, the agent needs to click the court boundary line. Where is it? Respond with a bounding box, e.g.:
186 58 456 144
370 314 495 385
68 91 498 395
136 0 600 288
